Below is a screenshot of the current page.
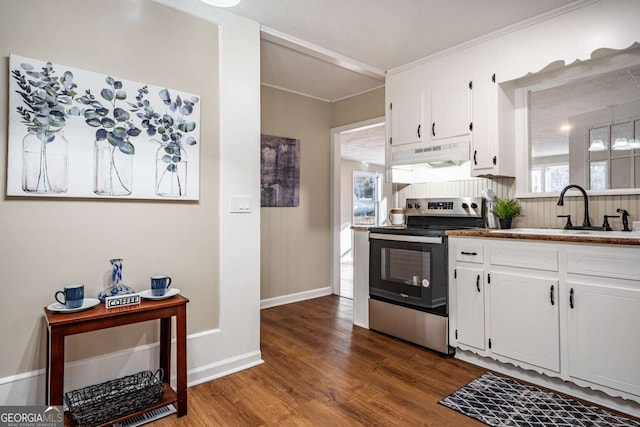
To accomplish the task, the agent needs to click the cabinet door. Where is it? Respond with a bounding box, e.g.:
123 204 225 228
455 266 485 351
389 79 424 147
470 74 515 177
489 272 560 372
567 281 640 396
471 74 498 172
431 81 471 140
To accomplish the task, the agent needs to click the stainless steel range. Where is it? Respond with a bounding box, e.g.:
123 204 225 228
368 197 485 355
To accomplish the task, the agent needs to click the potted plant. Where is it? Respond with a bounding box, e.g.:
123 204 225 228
494 198 522 229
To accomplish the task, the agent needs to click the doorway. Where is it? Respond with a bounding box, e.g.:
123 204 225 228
330 117 387 299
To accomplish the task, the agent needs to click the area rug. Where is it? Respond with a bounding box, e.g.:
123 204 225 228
439 372 640 426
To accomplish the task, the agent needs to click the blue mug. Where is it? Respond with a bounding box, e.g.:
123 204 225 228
151 276 172 296
55 284 84 309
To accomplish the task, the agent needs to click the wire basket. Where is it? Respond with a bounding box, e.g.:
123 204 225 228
64 369 164 427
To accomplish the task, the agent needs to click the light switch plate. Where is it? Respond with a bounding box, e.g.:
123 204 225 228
229 195 252 213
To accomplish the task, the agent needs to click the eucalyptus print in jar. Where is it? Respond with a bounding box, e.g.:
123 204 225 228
76 76 141 196
11 61 79 193
130 86 199 197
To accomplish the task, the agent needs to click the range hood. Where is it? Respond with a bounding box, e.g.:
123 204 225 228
390 137 470 167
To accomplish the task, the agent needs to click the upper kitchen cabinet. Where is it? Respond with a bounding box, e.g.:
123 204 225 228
387 72 424 147
431 80 471 140
471 73 515 177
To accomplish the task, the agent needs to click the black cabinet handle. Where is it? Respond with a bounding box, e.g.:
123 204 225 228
476 275 480 292
417 124 421 138
569 288 574 309
432 122 436 137
550 285 555 306
460 251 477 256
473 150 477 165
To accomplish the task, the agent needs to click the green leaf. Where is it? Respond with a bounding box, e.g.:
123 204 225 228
113 126 127 138
185 136 197 145
159 88 171 105
100 88 114 101
86 118 101 127
178 122 196 132
162 154 172 163
113 108 130 122
119 141 135 155
107 132 123 147
115 90 127 100
96 129 107 141
84 109 98 120
20 63 34 71
101 117 115 128
106 76 115 86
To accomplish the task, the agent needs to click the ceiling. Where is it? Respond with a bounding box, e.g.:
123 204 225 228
226 0 581 102
216 0 586 165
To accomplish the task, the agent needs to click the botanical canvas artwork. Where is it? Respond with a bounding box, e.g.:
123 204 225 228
7 55 201 200
261 134 300 207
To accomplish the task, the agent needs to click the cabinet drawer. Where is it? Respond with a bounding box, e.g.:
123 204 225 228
455 242 484 263
567 249 640 281
490 243 558 271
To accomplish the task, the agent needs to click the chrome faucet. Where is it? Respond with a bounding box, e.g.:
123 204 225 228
557 184 591 228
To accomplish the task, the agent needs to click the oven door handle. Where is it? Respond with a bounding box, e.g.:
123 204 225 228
369 233 443 244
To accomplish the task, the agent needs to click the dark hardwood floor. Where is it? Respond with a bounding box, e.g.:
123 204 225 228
152 295 486 426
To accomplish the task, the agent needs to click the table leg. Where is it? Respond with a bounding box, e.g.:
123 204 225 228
49 327 65 406
159 317 171 385
176 305 187 417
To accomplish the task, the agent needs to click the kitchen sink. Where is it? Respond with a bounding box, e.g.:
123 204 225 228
489 228 640 239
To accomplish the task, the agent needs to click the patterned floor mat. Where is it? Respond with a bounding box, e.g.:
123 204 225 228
439 372 640 426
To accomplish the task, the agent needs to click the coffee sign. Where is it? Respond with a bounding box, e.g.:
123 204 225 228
105 294 141 309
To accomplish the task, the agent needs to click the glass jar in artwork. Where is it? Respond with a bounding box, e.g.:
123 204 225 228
155 143 188 197
22 131 68 193
94 139 133 196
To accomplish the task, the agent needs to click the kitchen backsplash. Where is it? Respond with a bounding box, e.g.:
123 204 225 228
396 178 640 231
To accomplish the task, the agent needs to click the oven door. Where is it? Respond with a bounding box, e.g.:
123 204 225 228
369 233 448 315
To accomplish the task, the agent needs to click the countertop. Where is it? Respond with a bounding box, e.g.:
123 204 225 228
446 228 640 246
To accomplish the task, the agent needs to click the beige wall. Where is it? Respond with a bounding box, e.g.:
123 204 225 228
260 86 332 299
0 0 219 377
331 87 385 128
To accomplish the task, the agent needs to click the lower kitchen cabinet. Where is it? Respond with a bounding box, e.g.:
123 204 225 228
455 266 485 351
448 236 640 405
567 280 640 397
489 272 559 372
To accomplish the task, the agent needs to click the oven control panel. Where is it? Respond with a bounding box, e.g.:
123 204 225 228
405 197 483 217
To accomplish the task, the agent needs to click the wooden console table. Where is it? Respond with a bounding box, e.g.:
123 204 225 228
44 295 189 426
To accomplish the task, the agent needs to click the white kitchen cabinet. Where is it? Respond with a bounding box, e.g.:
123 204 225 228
489 272 560 372
566 281 640 397
387 75 424 147
470 73 515 177
449 235 640 405
431 80 471 141
454 266 486 351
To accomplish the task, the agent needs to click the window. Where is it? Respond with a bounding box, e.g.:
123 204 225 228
531 163 569 193
587 119 640 190
353 172 381 226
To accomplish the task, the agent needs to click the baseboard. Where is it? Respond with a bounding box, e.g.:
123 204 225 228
0 329 263 406
260 287 333 309
455 350 640 418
